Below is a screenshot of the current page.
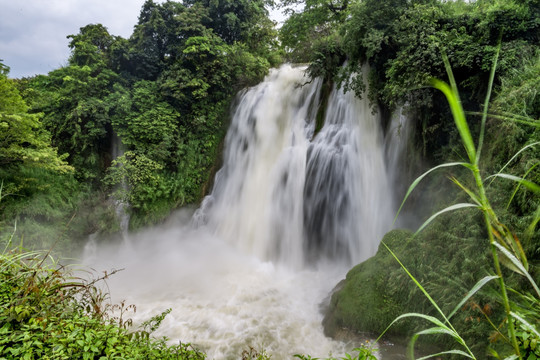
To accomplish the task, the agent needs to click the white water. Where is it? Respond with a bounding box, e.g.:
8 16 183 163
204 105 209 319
111 132 131 246
196 65 394 267
85 65 407 359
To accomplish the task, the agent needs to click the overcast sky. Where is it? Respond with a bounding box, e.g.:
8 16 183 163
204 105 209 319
0 1 286 79
0 0 154 78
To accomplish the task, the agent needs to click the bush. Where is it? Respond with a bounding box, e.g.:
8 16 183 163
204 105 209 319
0 245 206 359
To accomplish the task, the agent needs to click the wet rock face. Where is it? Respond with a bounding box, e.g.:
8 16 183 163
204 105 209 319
322 229 415 339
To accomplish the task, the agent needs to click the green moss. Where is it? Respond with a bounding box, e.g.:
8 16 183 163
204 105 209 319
324 208 500 354
323 229 416 337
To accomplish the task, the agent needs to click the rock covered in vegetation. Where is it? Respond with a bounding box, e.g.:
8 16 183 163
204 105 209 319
323 229 416 338
323 216 498 355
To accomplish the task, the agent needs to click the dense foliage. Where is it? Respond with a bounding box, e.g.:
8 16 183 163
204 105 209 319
0 245 207 359
1 0 280 246
282 0 539 160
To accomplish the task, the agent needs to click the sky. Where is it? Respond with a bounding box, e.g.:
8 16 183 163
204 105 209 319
0 0 153 78
0 1 287 79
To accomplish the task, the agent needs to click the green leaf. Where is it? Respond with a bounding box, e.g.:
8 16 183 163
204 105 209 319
506 163 539 209
491 141 540 186
415 203 479 236
476 35 501 163
490 173 540 194
448 275 499 320
431 77 476 164
417 349 476 360
526 205 540 239
450 177 481 206
493 242 540 298
394 162 469 225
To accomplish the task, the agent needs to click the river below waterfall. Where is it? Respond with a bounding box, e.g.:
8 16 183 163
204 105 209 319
84 65 409 359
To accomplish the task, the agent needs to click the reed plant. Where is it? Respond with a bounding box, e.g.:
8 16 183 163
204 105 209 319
381 47 540 359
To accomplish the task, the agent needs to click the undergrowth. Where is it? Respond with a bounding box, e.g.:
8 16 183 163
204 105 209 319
0 242 206 360
382 47 540 359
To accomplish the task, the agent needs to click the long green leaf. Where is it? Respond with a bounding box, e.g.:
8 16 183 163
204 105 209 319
506 163 539 209
448 275 499 319
466 111 540 128
383 244 452 326
490 142 540 187
389 312 449 329
526 205 540 239
489 173 540 194
431 78 476 164
409 327 468 360
476 36 501 163
394 162 469 225
510 312 540 338
450 177 482 205
494 242 540 298
415 203 479 236
417 349 476 360
416 327 456 337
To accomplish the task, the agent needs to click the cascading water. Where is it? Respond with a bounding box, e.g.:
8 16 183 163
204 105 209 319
85 65 408 359
196 65 394 267
111 132 131 245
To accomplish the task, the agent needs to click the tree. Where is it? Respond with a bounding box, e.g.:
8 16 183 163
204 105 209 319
128 0 188 80
279 0 349 62
185 0 273 45
0 68 70 172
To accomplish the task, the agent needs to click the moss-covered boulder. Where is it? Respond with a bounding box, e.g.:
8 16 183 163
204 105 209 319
323 210 501 355
323 229 418 338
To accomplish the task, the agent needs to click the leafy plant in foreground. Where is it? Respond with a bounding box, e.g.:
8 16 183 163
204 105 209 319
385 47 540 359
294 345 377 360
0 239 206 359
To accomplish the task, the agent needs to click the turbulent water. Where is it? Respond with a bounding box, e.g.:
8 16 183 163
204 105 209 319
85 65 408 359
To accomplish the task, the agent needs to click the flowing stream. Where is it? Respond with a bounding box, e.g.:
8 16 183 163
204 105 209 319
85 65 408 359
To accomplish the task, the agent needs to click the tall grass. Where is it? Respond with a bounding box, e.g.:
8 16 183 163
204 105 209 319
387 48 540 359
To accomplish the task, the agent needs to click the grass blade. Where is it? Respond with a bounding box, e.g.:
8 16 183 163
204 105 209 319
390 312 449 329
409 327 467 360
506 163 539 209
476 36 501 163
494 242 540 298
466 111 540 128
415 203 479 236
526 205 540 239
488 173 540 194
383 243 451 325
431 76 476 164
450 176 481 205
489 141 540 187
510 312 540 338
448 275 499 320
417 349 476 360
394 162 469 225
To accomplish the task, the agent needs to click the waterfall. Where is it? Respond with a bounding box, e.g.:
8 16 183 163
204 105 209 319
111 132 131 245
86 64 408 359
384 104 413 228
197 64 394 267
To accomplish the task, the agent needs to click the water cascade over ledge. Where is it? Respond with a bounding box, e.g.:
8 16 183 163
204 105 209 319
85 65 408 359
195 64 395 267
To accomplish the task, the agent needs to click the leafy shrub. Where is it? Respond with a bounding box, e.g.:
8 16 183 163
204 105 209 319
0 245 206 359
